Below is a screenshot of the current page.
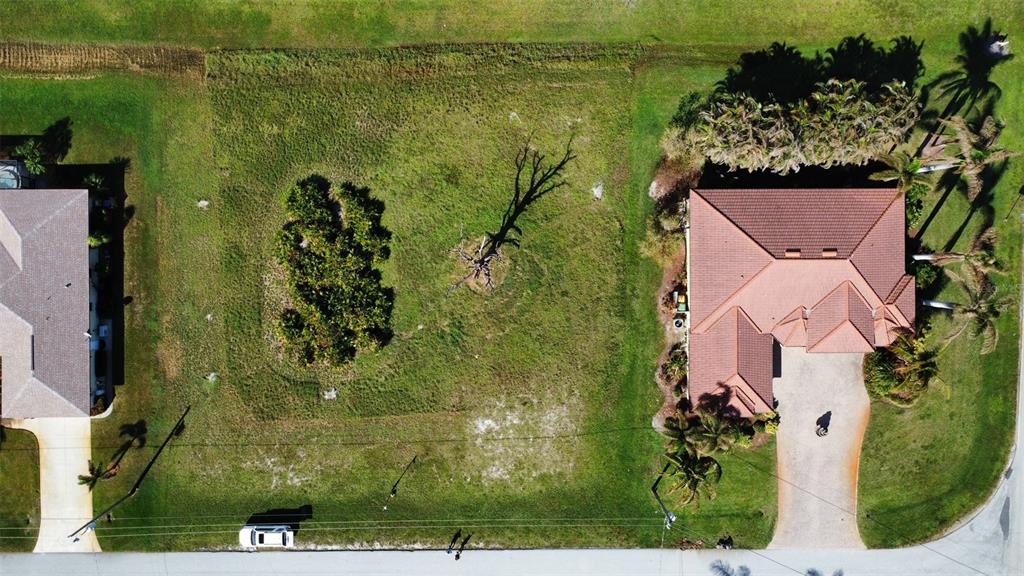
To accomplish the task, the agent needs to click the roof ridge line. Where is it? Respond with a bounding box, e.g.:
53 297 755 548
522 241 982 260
884 273 914 303
690 188 776 259
17 189 89 242
845 260 889 306
849 188 902 257
807 318 871 352
691 259 772 333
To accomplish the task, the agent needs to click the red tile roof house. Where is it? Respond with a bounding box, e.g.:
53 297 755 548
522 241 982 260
687 188 915 417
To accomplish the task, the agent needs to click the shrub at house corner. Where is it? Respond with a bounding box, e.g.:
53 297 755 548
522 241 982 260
275 175 393 366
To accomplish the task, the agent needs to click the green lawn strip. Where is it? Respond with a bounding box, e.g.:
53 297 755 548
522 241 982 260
0 72 224 543
2 0 1020 51
857 55 1023 547
0 428 40 552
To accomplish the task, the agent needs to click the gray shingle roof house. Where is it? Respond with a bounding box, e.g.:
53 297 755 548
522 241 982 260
0 189 91 418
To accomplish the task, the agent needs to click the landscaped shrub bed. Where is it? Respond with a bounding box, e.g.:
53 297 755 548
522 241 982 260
276 175 393 365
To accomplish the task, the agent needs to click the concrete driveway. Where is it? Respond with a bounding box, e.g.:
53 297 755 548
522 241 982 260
5 417 100 552
768 347 868 549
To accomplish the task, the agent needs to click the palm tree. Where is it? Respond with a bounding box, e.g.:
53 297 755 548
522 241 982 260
890 330 938 393
915 227 1001 281
663 451 722 507
942 115 1019 203
943 268 1013 354
663 409 750 458
77 460 114 491
869 151 934 191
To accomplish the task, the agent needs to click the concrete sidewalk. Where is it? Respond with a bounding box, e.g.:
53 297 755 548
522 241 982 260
5 418 100 553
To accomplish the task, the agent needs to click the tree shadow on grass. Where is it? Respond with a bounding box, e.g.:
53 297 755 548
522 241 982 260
941 161 1006 252
717 35 924 105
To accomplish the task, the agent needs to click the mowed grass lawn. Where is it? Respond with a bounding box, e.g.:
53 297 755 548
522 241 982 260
857 52 1024 547
0 0 1020 552
0 428 39 552
1 45 776 550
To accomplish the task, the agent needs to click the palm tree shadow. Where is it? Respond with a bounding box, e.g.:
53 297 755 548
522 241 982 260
942 160 1006 252
696 384 743 420
717 35 924 105
919 18 1012 151
109 419 148 469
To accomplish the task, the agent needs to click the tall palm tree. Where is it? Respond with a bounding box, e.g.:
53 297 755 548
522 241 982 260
663 409 749 458
942 115 1019 203
915 227 1001 280
943 268 1013 354
663 451 722 507
77 460 114 491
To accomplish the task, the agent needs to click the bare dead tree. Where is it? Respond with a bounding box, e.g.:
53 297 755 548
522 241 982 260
451 137 576 293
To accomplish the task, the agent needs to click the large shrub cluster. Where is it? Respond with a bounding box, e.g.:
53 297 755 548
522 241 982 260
694 79 919 174
663 36 924 174
276 175 393 366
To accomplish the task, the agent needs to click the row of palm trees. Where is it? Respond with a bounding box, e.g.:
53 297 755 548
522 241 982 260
872 19 1016 359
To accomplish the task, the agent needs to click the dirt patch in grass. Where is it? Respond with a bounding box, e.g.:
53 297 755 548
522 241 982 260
465 394 581 486
0 42 204 76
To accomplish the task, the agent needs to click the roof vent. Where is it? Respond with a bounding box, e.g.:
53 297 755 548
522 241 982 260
784 248 801 258
822 248 838 258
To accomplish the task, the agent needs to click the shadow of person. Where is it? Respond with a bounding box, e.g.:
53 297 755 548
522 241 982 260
816 411 833 432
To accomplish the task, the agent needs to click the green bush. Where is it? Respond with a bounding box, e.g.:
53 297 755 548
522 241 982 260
13 138 45 175
276 175 393 366
914 260 939 289
906 181 928 226
864 329 937 406
88 231 111 247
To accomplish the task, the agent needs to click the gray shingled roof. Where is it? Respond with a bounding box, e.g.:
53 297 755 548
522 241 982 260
0 189 90 418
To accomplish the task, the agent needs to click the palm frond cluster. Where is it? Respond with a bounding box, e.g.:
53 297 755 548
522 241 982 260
864 329 938 406
692 79 919 174
660 408 778 507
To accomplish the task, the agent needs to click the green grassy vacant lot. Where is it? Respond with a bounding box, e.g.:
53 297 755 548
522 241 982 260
0 428 39 552
0 0 1020 552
